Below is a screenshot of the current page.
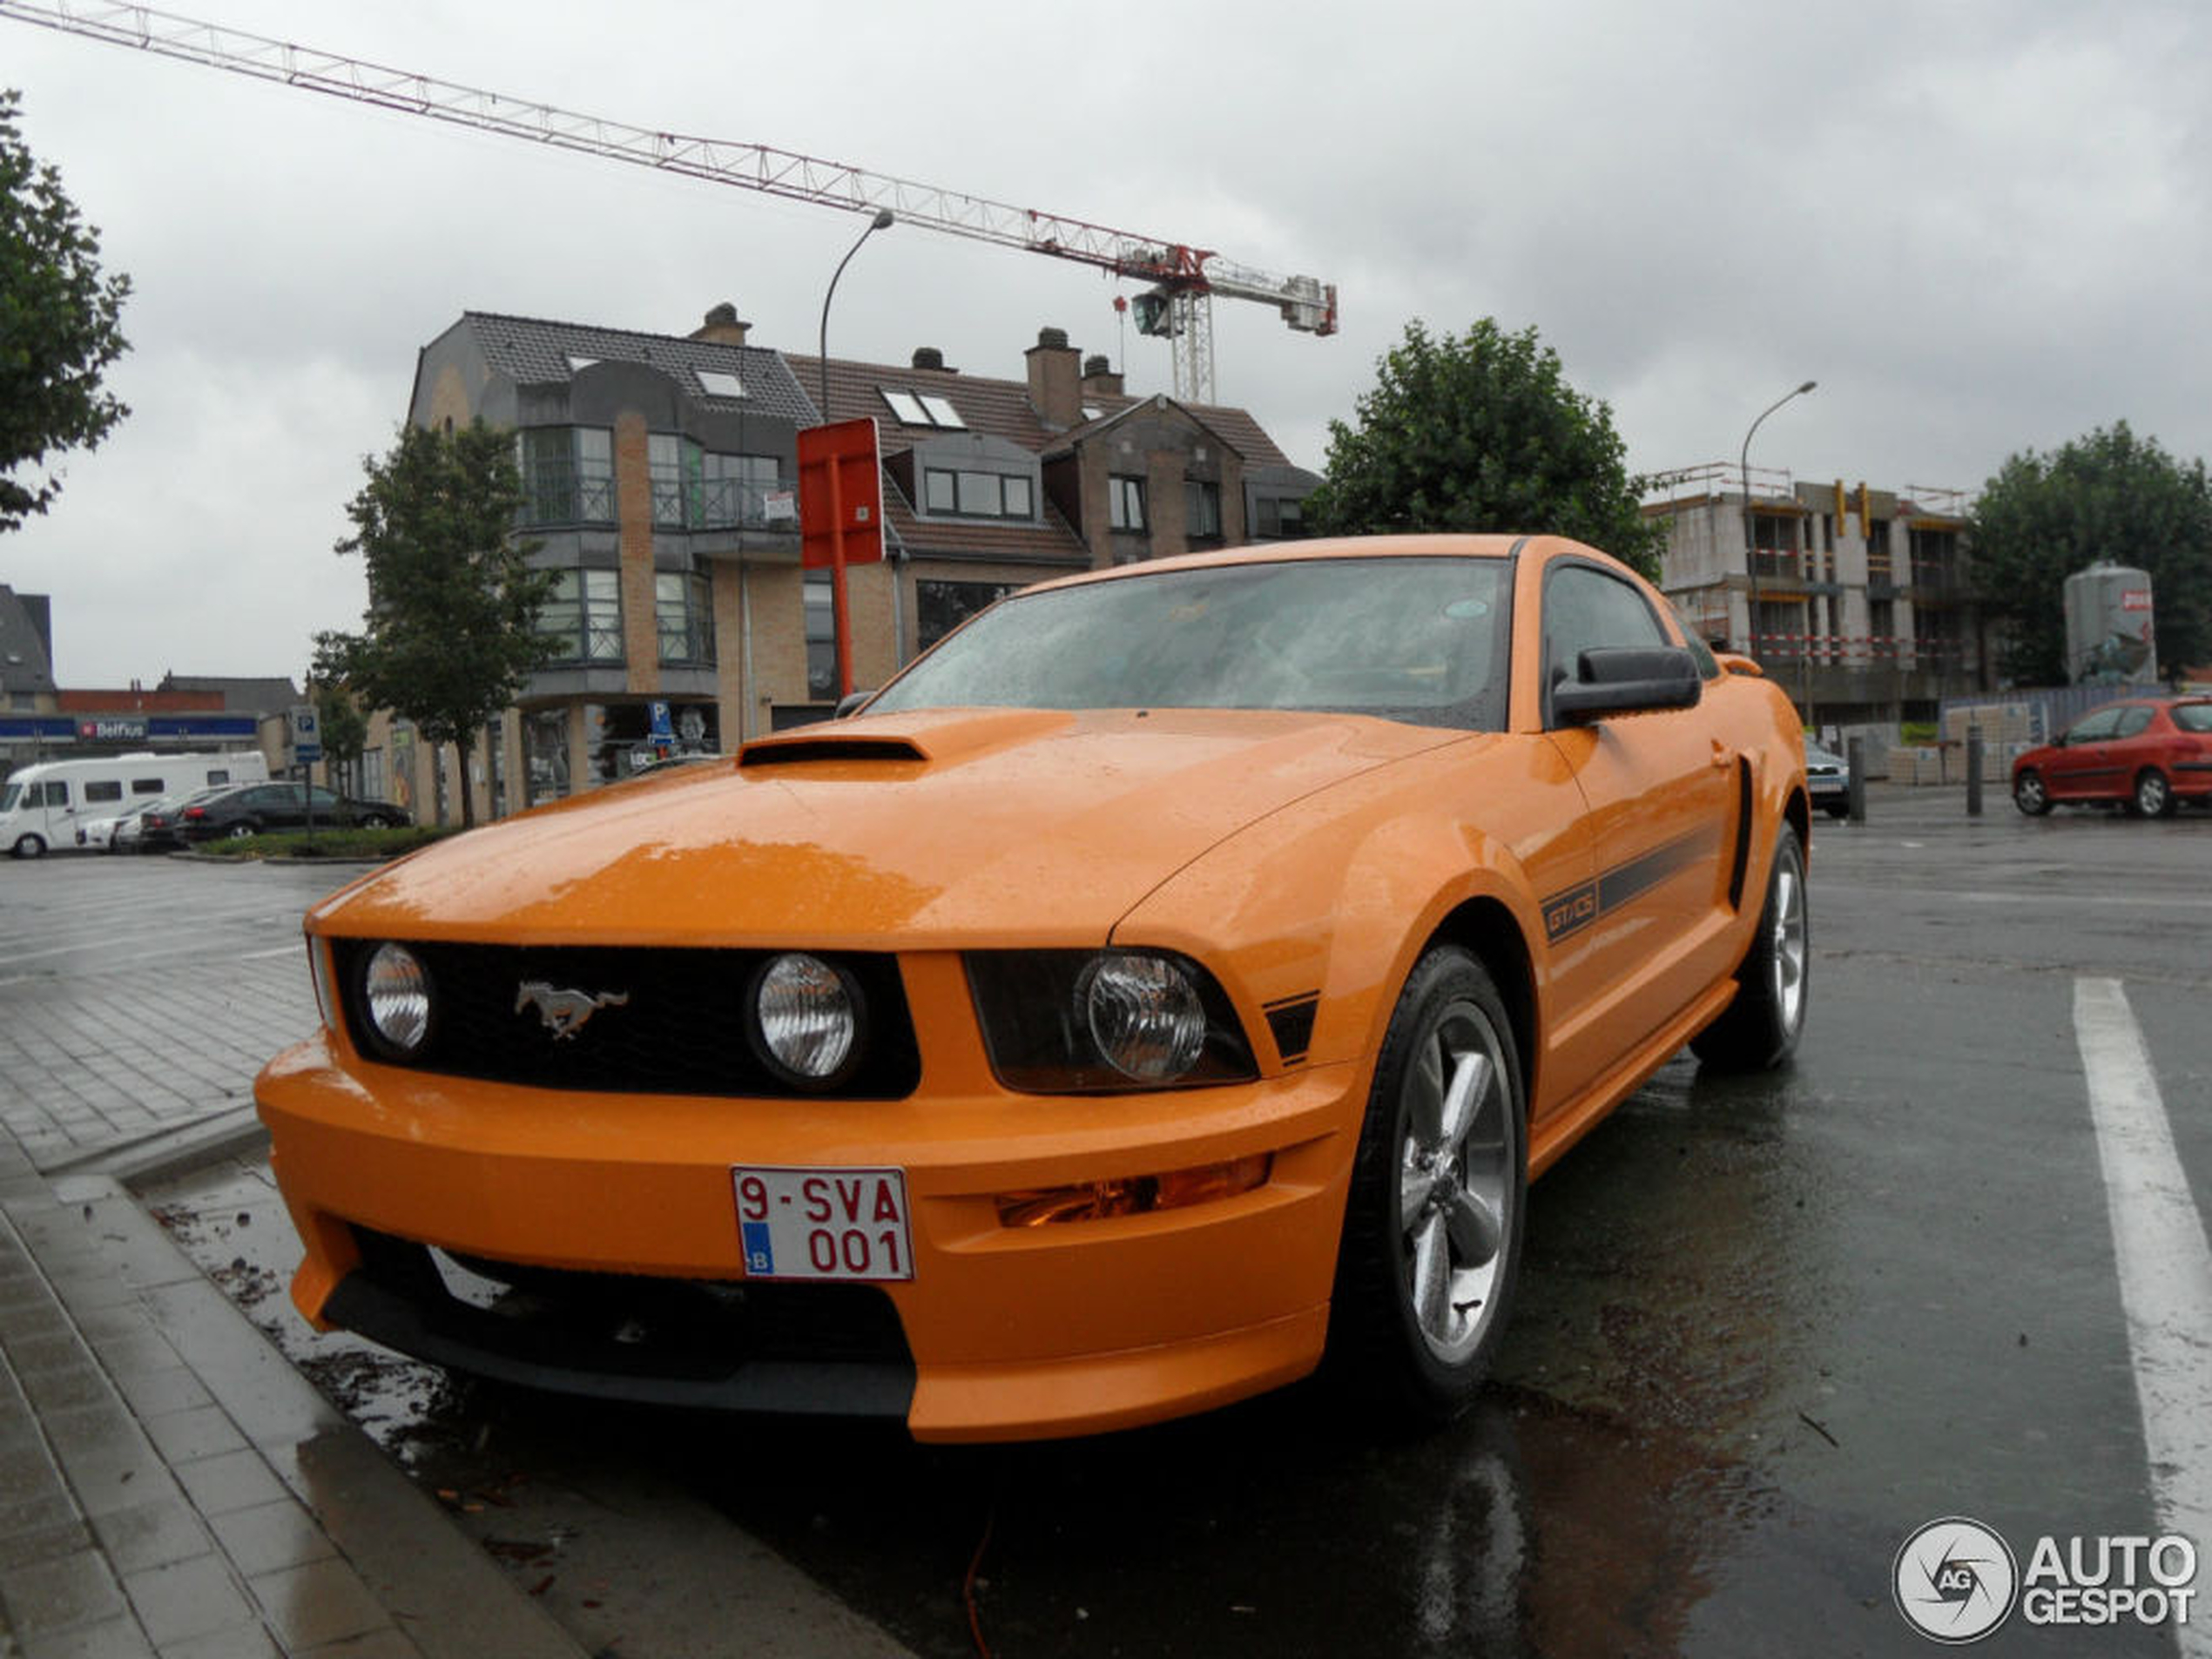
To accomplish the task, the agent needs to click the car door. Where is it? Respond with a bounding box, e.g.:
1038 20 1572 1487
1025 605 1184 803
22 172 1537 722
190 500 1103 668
2045 706 2127 800
1536 559 1740 1103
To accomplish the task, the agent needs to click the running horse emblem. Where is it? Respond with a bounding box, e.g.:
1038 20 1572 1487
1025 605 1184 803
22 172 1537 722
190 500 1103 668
515 981 631 1040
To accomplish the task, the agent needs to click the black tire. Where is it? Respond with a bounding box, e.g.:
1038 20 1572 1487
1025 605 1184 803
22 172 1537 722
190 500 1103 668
2013 770 2052 817
10 833 45 860
1327 945 1526 1426
1691 823 1809 1072
359 813 392 830
225 822 257 840
1822 800 1851 819
2132 769 2175 819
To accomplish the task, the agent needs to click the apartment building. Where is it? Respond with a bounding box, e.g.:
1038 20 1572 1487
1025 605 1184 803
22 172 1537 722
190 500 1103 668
392 308 1317 821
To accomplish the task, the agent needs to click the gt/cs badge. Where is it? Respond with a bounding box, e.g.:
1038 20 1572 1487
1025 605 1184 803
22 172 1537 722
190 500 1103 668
515 981 630 1040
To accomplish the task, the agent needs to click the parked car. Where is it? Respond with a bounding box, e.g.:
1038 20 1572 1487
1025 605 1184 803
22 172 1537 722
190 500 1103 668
256 535 1811 1443
1804 740 1850 819
174 782 411 841
0 749 268 859
132 786 249 853
77 799 162 851
2011 696 2212 818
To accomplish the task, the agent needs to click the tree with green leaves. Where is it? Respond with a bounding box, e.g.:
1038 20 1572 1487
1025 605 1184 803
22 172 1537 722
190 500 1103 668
1302 319 1663 577
1971 421 2212 685
315 421 556 829
1 89 132 533
310 678 369 796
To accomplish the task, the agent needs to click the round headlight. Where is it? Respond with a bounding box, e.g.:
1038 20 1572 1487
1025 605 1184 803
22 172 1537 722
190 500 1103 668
362 942 432 1055
753 953 860 1084
1079 953 1206 1082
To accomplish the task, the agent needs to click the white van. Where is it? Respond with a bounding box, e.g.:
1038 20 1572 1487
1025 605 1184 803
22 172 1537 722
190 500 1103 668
0 751 271 859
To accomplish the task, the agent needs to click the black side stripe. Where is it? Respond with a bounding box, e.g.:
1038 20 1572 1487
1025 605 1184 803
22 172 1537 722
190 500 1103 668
1541 827 1715 944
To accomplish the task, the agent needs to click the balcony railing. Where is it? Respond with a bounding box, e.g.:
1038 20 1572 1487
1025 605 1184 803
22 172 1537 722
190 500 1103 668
1750 632 1970 668
521 462 617 527
652 476 800 532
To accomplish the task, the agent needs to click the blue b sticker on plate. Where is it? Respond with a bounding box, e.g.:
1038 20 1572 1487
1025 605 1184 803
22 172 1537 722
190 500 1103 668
741 1220 775 1275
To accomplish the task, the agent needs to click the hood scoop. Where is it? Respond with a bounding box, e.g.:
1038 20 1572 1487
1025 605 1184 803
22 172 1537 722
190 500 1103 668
739 736 924 769
738 709 1074 772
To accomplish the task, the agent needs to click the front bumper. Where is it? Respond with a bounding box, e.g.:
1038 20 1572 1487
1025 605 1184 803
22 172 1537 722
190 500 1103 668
255 1022 1359 1442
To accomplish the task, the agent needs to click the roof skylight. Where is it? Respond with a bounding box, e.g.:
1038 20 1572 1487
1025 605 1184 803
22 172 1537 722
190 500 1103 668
880 387 965 428
697 369 745 398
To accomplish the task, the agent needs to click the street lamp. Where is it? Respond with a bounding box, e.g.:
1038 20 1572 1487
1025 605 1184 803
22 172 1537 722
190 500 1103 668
815 207 894 700
818 207 894 422
1739 380 1817 663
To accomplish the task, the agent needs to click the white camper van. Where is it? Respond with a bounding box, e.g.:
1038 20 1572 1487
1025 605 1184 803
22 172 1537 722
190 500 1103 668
0 752 271 859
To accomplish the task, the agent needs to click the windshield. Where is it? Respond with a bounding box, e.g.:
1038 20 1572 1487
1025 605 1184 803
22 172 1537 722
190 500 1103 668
868 556 1514 731
0 781 19 814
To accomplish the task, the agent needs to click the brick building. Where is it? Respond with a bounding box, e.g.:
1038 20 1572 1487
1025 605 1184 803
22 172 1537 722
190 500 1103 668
388 307 1318 821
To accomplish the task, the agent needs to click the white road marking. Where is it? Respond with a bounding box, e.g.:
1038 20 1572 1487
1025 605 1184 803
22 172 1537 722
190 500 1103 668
2074 976 2212 1656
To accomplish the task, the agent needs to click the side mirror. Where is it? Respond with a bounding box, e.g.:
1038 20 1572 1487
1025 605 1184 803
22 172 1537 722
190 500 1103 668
834 690 875 719
1552 646 1703 725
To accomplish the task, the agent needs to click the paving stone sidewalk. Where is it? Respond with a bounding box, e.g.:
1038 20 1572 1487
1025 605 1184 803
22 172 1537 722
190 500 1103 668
0 1102 587 1657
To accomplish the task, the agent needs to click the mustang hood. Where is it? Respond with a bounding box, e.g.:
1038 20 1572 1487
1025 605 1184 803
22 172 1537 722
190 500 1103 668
314 708 1474 948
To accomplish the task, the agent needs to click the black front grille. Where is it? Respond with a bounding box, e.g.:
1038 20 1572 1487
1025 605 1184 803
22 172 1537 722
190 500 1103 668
332 940 921 1098
325 1228 915 1417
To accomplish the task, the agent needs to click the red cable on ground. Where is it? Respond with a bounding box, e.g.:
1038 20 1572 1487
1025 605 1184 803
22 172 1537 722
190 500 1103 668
963 1499 998 1659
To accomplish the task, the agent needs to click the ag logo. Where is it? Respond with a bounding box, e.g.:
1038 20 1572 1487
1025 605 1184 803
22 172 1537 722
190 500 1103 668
1894 1517 2020 1643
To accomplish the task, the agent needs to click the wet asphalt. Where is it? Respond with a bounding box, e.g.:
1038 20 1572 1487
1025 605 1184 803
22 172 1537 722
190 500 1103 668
23 788 2212 1657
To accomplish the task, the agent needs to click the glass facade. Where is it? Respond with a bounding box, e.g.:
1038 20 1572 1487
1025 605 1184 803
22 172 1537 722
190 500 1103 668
656 570 714 664
539 569 624 664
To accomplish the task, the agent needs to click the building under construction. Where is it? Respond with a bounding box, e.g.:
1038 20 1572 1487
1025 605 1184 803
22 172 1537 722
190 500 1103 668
1645 465 1990 723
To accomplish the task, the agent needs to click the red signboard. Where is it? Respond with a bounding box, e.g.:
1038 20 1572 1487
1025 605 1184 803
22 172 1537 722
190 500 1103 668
798 418 886 570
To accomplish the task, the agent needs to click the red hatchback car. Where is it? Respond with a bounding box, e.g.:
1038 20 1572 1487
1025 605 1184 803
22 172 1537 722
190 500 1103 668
2012 696 2212 818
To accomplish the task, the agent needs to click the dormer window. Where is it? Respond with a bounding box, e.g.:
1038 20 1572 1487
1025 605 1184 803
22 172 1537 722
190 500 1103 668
880 388 965 428
922 467 1034 520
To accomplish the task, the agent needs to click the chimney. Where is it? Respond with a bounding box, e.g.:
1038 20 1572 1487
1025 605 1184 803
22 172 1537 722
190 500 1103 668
691 302 751 347
1080 353 1123 397
912 346 953 373
1025 326 1082 428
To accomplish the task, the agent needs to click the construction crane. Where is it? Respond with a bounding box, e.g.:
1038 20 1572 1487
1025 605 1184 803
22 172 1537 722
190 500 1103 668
0 0 1338 404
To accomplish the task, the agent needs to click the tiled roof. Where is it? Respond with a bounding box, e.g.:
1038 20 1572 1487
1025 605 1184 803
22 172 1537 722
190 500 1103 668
784 353 1299 469
461 313 819 426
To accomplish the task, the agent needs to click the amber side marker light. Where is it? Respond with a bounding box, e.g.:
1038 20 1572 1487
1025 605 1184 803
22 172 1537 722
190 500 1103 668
996 1154 1271 1228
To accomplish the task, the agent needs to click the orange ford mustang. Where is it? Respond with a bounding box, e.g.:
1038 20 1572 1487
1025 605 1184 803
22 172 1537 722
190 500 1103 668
256 535 1811 1441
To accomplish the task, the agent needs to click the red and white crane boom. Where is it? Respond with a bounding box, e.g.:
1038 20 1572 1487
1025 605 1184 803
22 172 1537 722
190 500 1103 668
0 0 1337 401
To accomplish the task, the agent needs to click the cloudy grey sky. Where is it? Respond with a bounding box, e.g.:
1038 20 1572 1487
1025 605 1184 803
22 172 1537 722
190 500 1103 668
5 0 2209 687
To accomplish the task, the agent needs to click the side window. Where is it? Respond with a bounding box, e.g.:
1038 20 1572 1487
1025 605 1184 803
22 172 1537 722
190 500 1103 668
2112 707 2154 738
2065 708 2122 744
37 782 71 808
201 772 228 787
132 777 166 794
85 780 124 804
1542 564 1669 692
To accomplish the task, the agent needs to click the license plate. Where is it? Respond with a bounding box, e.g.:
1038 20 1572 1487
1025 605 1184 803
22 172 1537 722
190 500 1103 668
732 1165 914 1281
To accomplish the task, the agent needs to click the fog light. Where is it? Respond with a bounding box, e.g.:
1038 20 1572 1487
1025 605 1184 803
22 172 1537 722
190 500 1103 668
362 942 431 1054
1078 953 1205 1082
753 953 860 1084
